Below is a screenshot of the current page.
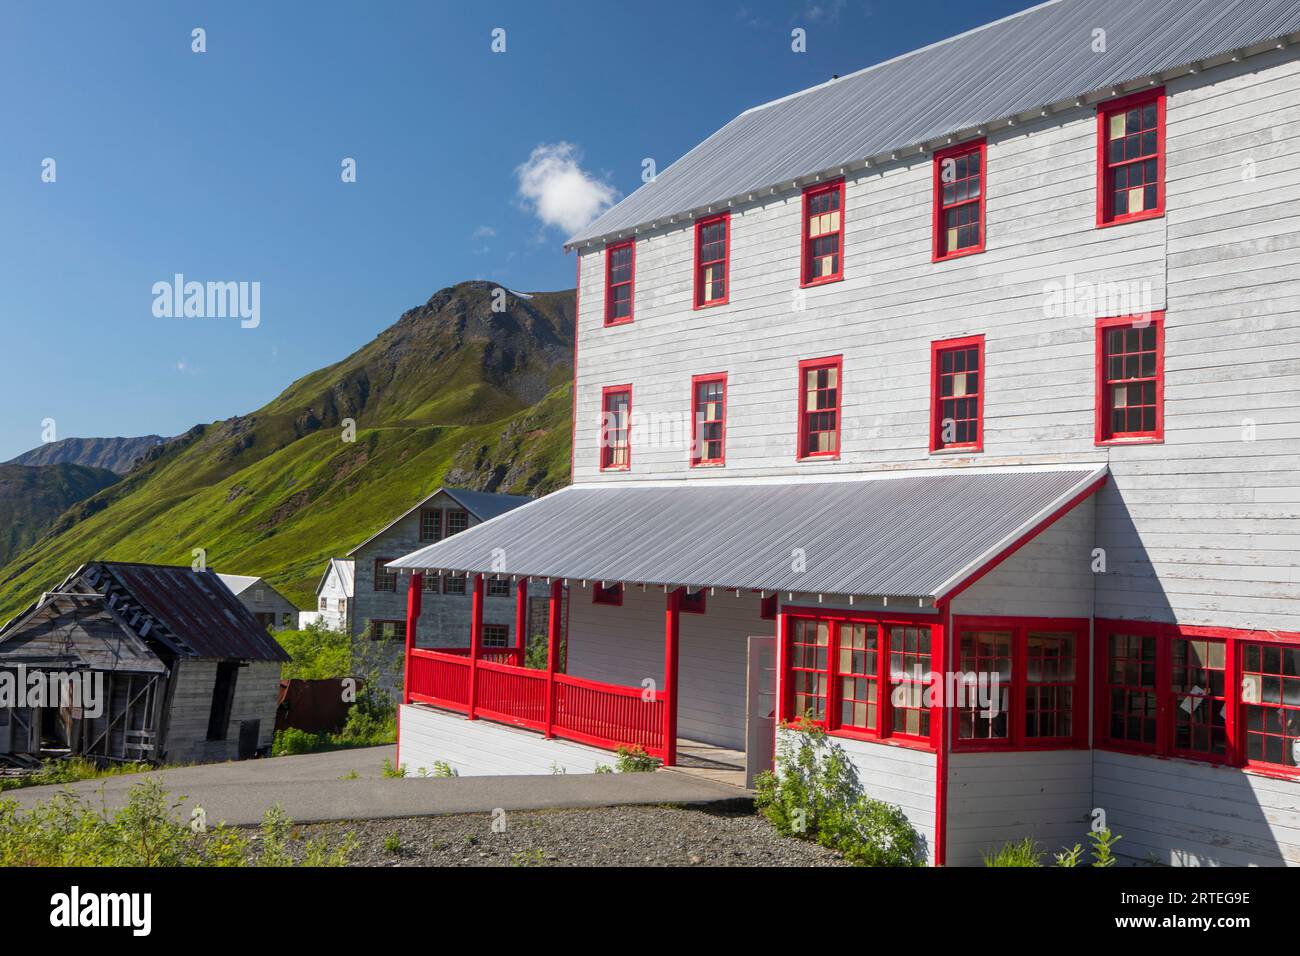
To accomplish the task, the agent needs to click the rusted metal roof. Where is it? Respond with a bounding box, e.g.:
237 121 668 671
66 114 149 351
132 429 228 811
388 465 1107 601
97 562 290 662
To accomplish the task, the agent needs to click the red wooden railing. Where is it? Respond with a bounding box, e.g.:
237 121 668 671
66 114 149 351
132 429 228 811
408 649 471 712
407 653 664 758
438 646 524 666
553 672 666 757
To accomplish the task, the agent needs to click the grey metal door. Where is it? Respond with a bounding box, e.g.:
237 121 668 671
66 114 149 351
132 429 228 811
745 635 777 789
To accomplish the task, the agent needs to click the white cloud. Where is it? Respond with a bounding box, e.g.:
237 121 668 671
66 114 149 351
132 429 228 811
472 225 496 239
516 143 618 235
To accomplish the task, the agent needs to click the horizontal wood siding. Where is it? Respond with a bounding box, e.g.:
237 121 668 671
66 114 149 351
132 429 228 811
399 703 611 776
946 750 1094 866
1094 750 1300 867
566 585 769 749
163 659 280 764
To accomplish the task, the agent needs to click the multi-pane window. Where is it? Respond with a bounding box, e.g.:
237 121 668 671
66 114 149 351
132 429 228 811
798 357 841 460
487 578 511 598
952 619 1085 751
1241 643 1300 772
678 588 706 614
931 336 983 452
422 573 439 592
889 625 933 740
373 558 397 592
789 619 830 722
605 241 634 325
419 508 443 543
445 510 470 536
838 622 879 732
1024 631 1077 741
1105 631 1159 749
443 575 467 595
802 180 844 285
600 386 632 471
482 624 509 648
369 620 403 642
1171 637 1227 760
691 375 726 466
957 629 1011 742
1098 89 1164 226
1097 314 1163 443
593 582 623 606
694 214 729 307
933 140 985 260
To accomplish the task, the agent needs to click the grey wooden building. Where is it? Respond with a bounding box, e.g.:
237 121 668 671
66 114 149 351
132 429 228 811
0 562 289 764
216 573 301 632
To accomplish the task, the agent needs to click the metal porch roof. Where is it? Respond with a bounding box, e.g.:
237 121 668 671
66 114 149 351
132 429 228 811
567 0 1300 247
388 465 1107 601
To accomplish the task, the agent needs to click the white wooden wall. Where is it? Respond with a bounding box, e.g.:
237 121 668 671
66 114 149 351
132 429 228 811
566 584 770 749
398 703 611 776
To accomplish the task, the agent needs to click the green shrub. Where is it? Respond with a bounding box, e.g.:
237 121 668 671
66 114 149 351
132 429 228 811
275 622 351 681
755 720 923 867
0 779 352 867
383 833 402 854
430 761 458 778
381 758 407 778
614 745 660 773
983 837 1044 867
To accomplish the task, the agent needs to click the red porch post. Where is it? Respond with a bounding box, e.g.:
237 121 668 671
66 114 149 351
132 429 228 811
403 572 423 706
467 573 484 720
663 588 681 767
544 579 562 738
514 578 529 666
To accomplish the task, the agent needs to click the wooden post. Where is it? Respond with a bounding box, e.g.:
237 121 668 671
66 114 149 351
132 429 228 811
544 580 563 738
468 574 484 720
403 573 423 706
663 587 681 767
514 578 529 666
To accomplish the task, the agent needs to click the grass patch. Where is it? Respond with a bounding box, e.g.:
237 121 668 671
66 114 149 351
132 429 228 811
0 757 153 794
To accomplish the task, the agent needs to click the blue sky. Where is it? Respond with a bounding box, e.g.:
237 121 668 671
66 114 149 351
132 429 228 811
0 0 1032 462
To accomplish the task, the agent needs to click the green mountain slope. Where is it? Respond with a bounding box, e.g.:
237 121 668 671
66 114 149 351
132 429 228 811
0 463 121 568
0 281 574 620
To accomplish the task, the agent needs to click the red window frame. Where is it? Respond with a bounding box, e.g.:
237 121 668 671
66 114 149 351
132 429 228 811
796 355 842 461
604 240 635 326
1096 620 1300 778
800 179 845 286
929 335 985 453
932 138 986 261
950 616 1090 753
599 385 632 471
372 558 397 593
779 607 941 751
418 508 443 542
693 213 730 309
690 373 727 467
592 581 623 606
1095 312 1164 445
1096 87 1165 228
676 588 706 615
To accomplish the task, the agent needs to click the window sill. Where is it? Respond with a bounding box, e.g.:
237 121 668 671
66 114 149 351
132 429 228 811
690 461 726 469
929 444 983 456
828 728 935 754
932 245 985 264
693 298 729 311
1095 435 1163 447
952 741 1089 754
799 274 844 290
1097 209 1164 230
796 453 841 463
603 317 634 328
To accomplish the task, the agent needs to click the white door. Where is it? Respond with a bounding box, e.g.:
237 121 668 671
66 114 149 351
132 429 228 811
745 635 777 789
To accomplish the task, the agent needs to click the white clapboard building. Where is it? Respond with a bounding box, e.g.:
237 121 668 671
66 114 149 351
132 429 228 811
389 0 1300 867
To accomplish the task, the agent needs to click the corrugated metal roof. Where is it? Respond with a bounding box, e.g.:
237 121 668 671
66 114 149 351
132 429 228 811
99 563 290 662
568 0 1300 246
388 466 1107 600
346 487 534 557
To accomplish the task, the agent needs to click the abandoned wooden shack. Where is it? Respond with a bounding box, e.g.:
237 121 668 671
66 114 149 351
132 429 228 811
0 561 290 765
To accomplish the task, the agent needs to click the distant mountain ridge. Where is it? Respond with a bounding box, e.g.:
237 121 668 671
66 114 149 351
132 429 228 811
9 435 165 475
0 280 575 621
0 462 121 568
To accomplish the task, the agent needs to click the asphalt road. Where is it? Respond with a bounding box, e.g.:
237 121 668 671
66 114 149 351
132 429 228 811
5 746 745 826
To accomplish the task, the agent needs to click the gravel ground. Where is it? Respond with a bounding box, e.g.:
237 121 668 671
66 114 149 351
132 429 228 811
285 802 847 867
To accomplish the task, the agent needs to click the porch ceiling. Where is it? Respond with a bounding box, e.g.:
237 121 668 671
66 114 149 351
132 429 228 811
387 465 1107 602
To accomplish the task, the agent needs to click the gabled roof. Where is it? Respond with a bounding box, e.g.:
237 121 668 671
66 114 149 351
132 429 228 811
388 465 1107 602
0 593 166 673
215 573 260 596
346 487 533 557
316 558 355 598
567 0 1300 247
